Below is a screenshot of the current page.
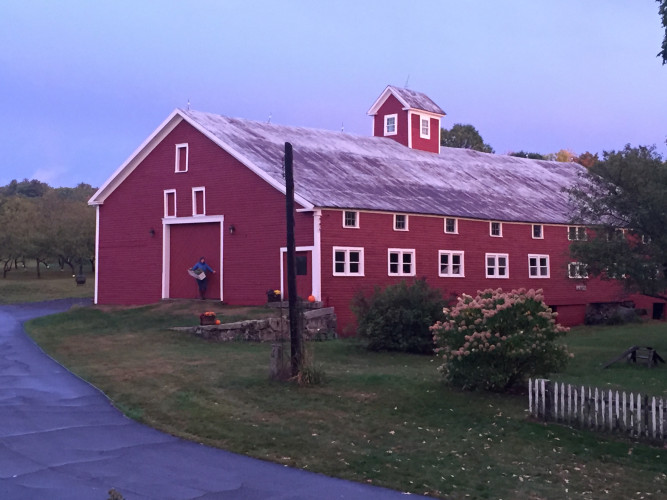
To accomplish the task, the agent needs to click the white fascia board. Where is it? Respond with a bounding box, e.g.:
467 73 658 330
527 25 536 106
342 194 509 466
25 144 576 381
367 85 410 116
403 108 444 120
89 110 183 206
178 112 315 211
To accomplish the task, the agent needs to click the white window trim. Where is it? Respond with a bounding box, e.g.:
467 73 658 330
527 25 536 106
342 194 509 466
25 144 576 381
486 253 509 279
332 247 364 276
388 248 416 276
342 210 359 229
393 213 409 231
444 217 458 234
384 114 397 136
175 143 189 173
528 254 550 278
192 186 206 216
419 115 430 139
568 226 587 241
568 262 589 279
164 189 176 218
532 224 543 239
490 221 503 237
439 250 465 277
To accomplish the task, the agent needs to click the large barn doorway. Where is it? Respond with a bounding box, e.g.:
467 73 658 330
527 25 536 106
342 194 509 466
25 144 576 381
164 219 223 300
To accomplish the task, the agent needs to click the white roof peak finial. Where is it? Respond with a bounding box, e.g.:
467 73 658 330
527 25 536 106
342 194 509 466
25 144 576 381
268 112 272 124
187 98 191 111
404 74 410 89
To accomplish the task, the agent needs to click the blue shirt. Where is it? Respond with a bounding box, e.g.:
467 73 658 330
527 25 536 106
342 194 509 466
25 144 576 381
192 261 214 273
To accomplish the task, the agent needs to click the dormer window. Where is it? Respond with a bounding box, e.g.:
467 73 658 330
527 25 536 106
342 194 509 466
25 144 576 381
384 114 397 136
394 214 408 231
175 143 188 173
343 210 359 228
490 221 502 237
420 116 430 139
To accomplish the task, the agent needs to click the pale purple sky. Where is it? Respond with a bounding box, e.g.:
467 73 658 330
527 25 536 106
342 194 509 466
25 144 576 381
1 0 665 188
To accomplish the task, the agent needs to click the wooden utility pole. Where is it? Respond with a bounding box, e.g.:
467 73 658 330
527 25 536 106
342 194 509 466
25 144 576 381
284 142 302 376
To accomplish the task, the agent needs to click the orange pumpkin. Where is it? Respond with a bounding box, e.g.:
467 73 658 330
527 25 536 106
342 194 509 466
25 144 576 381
215 319 221 325
307 295 316 303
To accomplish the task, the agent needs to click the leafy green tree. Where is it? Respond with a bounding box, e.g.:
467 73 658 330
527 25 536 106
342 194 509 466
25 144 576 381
509 151 548 160
440 124 494 153
659 0 667 64
567 144 667 299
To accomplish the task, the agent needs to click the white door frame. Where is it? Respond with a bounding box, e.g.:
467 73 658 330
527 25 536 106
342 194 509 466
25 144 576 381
162 215 225 300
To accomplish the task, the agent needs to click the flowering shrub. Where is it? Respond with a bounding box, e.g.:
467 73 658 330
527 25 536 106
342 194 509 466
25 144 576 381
432 288 571 391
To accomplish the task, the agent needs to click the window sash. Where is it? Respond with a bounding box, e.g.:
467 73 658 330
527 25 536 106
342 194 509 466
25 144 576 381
343 211 358 228
445 218 457 233
333 248 363 276
486 253 508 278
528 255 549 278
439 251 464 277
490 222 502 236
388 249 415 276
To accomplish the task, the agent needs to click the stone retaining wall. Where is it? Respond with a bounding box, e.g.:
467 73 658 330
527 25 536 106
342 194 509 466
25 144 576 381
172 307 337 342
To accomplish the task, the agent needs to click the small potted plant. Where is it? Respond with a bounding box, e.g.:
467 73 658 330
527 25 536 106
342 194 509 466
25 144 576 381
266 289 281 302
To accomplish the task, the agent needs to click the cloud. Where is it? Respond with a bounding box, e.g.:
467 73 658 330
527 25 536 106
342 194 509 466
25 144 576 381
30 166 69 186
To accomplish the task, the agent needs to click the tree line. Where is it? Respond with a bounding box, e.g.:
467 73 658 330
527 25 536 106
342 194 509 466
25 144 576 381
0 179 96 278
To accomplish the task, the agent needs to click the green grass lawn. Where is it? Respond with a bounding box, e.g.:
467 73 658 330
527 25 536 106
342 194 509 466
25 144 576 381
0 264 93 304
25 305 667 499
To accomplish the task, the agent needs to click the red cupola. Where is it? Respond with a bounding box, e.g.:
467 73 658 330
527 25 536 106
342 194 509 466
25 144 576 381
367 85 446 154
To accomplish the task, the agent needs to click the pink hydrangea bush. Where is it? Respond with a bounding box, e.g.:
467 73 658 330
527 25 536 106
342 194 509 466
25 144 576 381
432 288 571 391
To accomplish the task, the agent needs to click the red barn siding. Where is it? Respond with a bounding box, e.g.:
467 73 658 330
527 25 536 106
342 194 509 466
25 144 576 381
373 94 409 147
97 119 313 306
319 210 643 335
409 114 439 153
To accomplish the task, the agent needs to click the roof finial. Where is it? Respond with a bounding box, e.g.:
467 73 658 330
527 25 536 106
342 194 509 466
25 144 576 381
404 74 410 89
341 122 344 133
187 98 191 111
268 112 272 124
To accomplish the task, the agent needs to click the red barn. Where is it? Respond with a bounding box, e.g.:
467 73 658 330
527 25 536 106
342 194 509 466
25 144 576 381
89 85 665 334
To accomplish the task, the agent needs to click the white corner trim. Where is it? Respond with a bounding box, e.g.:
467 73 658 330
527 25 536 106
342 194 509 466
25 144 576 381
312 209 322 301
94 205 100 304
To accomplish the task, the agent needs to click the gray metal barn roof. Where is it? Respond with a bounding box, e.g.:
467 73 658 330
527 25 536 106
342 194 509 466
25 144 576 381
182 109 583 224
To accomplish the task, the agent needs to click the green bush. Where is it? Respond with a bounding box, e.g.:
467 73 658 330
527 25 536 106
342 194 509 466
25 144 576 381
432 288 571 391
352 279 445 354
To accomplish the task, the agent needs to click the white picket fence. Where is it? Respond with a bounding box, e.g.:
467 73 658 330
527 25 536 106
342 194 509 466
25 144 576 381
529 378 666 442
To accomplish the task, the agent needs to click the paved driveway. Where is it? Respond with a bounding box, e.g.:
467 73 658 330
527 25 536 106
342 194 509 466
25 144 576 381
0 300 421 499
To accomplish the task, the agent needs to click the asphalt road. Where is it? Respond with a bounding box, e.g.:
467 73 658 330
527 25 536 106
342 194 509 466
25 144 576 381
0 299 421 499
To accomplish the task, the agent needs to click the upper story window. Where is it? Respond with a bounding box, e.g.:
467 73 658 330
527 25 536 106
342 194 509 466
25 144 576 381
490 221 502 237
420 116 430 139
333 247 364 276
384 114 397 136
568 262 588 279
164 189 176 218
175 143 188 173
528 254 550 278
343 211 359 228
388 249 415 276
568 226 587 241
192 187 205 216
444 218 458 234
532 224 543 239
486 253 508 278
394 214 408 231
439 250 464 277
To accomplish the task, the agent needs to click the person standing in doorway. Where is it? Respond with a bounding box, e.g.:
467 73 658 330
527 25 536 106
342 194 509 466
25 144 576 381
191 257 215 300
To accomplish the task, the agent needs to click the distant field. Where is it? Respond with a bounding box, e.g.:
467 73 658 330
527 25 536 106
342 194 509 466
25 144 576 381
0 263 94 304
